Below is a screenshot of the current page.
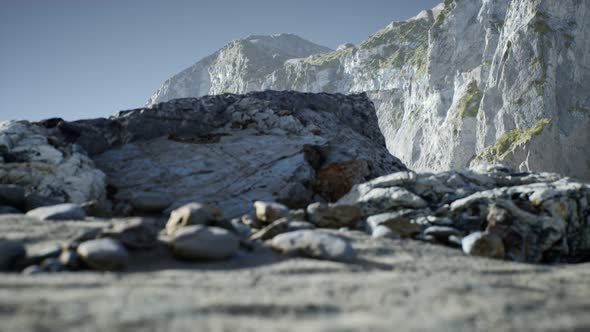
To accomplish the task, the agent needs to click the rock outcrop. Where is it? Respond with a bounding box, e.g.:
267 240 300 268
339 166 590 263
146 0 590 180
0 91 405 218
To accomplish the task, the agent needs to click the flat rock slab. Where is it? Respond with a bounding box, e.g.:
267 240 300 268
94 131 323 218
271 230 356 262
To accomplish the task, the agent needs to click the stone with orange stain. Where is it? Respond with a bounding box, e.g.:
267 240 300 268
314 160 370 202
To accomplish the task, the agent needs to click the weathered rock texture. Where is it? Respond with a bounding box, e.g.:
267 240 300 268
340 166 590 263
1 214 590 331
147 0 590 180
0 92 405 217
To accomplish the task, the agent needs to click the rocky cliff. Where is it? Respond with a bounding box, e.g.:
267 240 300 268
1 91 405 218
147 0 590 180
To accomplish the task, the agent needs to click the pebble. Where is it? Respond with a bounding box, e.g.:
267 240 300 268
306 203 361 228
77 238 130 271
129 192 173 214
0 240 26 270
366 212 423 237
371 225 400 239
462 232 505 259
28 243 62 264
26 203 86 221
171 225 240 260
271 230 356 262
254 201 290 224
106 218 158 250
166 203 215 235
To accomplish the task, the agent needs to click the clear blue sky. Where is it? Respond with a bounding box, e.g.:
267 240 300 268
0 0 441 121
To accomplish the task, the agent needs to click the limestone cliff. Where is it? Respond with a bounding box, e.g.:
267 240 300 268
147 0 590 180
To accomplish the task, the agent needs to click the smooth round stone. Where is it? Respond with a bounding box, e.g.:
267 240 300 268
106 218 158 250
129 192 173 214
0 184 25 207
166 203 215 235
462 232 505 259
28 243 62 264
0 240 26 270
171 225 239 261
77 238 129 271
26 203 86 221
271 230 356 262
254 201 290 224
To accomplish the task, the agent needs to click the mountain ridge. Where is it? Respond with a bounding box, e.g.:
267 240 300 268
147 0 590 181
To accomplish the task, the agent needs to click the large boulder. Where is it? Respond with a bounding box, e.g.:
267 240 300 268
44 91 404 218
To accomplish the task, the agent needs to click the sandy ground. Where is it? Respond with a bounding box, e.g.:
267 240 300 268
1 215 589 332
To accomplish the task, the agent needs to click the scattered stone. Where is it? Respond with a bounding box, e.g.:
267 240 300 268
105 218 158 250
423 226 463 242
0 205 22 214
166 203 215 235
462 232 505 259
171 226 240 261
77 238 129 271
0 184 25 207
129 192 173 214
0 240 26 270
354 187 428 215
306 203 361 228
27 243 62 264
254 201 290 224
250 219 315 241
271 230 356 262
26 203 86 221
366 211 423 237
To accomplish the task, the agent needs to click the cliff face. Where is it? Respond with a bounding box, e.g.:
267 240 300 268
147 0 590 180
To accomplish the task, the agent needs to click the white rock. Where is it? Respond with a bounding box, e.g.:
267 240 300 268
271 230 355 262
